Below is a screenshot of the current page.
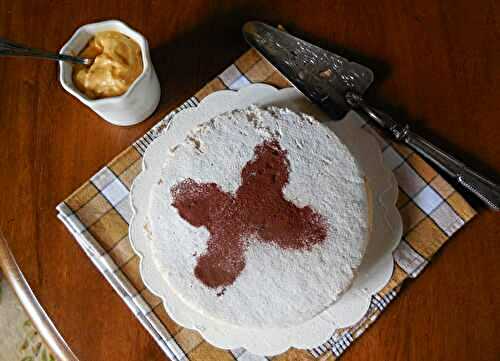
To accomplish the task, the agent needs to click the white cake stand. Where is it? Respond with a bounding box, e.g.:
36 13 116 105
129 84 402 356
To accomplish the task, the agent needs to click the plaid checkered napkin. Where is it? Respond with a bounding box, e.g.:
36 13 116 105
56 48 477 361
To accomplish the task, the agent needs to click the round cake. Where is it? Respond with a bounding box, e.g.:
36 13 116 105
148 105 370 328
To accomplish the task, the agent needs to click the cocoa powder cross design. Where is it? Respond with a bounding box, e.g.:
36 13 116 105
171 139 327 289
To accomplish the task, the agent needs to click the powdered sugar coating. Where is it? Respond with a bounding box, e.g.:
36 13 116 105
148 105 370 328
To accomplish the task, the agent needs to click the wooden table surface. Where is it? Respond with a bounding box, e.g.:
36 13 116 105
0 1 499 360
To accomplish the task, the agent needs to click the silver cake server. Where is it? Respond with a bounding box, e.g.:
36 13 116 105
243 21 500 211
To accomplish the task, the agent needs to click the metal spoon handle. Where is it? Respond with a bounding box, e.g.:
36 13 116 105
0 37 91 65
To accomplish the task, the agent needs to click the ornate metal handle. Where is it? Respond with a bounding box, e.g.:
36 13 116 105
404 132 500 210
0 37 92 65
347 93 500 211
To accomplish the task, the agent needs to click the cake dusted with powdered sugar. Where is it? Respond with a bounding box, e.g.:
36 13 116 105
148 105 371 328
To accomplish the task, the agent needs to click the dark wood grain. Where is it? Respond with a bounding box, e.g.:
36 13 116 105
0 1 498 360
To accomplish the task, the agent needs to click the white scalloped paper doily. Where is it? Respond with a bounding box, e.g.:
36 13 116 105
129 84 402 356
